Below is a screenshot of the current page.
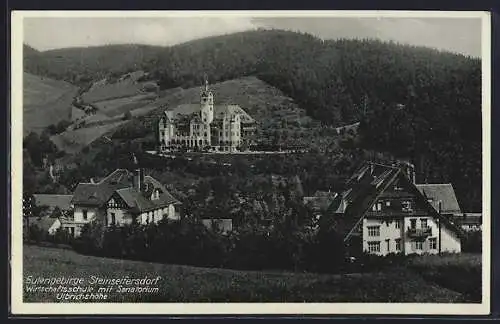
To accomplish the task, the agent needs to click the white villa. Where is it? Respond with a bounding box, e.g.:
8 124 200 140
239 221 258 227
326 161 464 256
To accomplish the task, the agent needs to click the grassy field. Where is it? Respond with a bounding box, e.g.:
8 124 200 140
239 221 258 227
93 94 157 117
81 71 150 103
23 72 79 135
405 253 482 302
23 245 472 303
50 121 127 154
71 106 87 122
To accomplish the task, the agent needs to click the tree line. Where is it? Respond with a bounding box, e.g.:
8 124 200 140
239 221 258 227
24 29 482 211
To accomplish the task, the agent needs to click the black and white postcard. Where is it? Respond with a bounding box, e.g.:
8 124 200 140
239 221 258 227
10 10 491 315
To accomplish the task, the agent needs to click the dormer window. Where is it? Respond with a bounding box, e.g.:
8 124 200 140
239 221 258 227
402 201 413 212
151 189 160 200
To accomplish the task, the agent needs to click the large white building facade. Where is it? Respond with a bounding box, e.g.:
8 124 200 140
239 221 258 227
158 77 256 153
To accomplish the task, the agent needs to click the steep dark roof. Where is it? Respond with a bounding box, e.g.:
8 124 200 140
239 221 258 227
71 170 131 207
116 188 155 213
33 194 73 210
416 184 462 214
143 176 181 206
339 167 401 239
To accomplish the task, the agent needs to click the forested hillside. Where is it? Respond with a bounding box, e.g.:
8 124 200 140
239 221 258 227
23 29 482 211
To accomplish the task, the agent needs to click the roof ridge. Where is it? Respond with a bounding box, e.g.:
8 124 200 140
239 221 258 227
416 183 453 186
116 187 135 192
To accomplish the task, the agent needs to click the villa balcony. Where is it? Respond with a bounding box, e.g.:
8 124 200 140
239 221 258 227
407 227 432 238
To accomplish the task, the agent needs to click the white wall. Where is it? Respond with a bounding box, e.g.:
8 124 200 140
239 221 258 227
164 204 178 220
363 214 460 256
138 204 178 224
106 207 133 226
48 219 61 235
440 223 462 253
363 218 404 256
73 206 98 223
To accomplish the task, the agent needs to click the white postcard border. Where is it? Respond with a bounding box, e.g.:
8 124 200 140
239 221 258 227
10 10 492 315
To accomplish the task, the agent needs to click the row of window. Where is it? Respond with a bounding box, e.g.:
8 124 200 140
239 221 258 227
366 218 429 237
371 200 413 212
367 237 438 253
218 131 240 137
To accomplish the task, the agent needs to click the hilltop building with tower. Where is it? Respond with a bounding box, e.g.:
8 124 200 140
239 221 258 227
158 76 256 153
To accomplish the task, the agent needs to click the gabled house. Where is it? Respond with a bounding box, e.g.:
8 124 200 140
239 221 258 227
325 161 463 256
67 168 181 237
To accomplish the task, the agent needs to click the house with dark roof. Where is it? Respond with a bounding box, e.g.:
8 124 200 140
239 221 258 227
67 168 181 237
324 161 463 256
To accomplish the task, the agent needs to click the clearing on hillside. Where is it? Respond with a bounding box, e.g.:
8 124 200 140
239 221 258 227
82 70 158 103
93 93 157 117
23 72 79 136
51 120 127 154
23 245 466 303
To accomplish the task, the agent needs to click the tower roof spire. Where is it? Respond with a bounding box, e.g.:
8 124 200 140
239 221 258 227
204 73 209 91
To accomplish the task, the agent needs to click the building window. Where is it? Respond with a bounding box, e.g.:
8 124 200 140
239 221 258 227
402 201 413 212
410 218 417 229
420 218 428 229
395 220 401 229
111 212 116 225
368 241 380 253
415 241 423 250
82 210 88 221
385 239 390 252
429 237 437 250
395 239 402 252
372 202 382 211
367 226 380 237
386 201 391 207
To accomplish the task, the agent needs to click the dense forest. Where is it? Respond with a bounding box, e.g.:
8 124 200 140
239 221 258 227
23 29 482 211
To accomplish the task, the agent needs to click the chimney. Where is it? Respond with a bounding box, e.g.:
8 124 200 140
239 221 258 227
438 200 442 214
134 169 144 192
401 161 416 184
